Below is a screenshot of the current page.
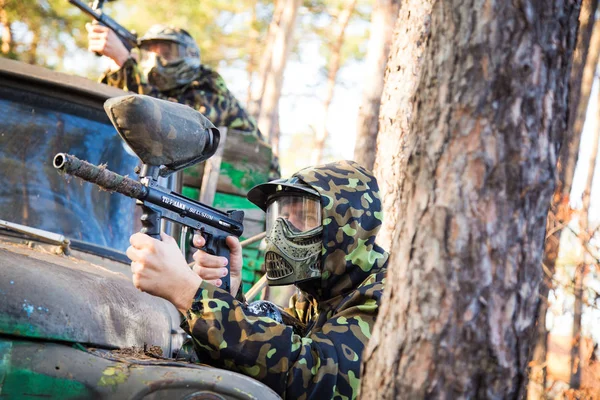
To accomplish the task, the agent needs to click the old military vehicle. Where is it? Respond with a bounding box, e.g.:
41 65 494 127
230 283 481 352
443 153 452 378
0 57 277 399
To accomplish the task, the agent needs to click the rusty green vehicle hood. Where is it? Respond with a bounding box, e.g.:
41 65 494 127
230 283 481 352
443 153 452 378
0 237 182 353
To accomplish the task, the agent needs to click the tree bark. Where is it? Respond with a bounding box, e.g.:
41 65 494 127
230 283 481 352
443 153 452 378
528 1 598 397
311 0 357 165
361 0 581 398
372 0 431 250
352 0 400 171
249 0 300 155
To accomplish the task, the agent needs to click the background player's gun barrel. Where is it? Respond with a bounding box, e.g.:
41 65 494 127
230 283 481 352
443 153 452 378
69 0 138 51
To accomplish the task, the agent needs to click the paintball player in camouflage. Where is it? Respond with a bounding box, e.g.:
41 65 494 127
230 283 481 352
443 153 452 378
126 160 388 399
87 23 261 137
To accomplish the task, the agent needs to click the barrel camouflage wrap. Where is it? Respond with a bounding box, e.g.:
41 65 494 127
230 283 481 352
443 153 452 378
182 160 388 399
101 60 261 138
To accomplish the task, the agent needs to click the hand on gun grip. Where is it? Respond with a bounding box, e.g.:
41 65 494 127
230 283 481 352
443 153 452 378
191 234 243 296
86 22 130 67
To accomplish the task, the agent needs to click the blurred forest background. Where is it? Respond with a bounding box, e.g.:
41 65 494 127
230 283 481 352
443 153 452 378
2 0 600 397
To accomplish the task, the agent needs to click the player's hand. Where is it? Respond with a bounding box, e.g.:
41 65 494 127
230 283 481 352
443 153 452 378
127 232 201 313
192 235 243 297
86 23 130 68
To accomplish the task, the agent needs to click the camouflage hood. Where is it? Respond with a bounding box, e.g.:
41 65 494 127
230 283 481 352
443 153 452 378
292 160 388 301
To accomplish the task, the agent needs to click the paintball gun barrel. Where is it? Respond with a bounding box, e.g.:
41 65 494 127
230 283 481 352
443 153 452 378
69 0 138 51
53 94 244 293
53 153 243 293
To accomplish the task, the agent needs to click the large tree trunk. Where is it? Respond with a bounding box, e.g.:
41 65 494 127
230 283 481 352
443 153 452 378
528 1 598 397
249 0 301 155
311 0 357 165
352 0 400 171
361 0 581 398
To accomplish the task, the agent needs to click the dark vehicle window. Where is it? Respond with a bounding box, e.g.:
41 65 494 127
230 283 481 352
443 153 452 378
0 86 139 252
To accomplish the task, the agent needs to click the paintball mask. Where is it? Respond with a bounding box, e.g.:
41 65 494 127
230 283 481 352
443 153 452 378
139 25 201 91
248 178 323 286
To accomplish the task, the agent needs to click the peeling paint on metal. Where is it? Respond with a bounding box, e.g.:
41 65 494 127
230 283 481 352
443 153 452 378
22 300 34 318
99 365 129 387
0 339 13 395
0 368 90 399
0 315 45 339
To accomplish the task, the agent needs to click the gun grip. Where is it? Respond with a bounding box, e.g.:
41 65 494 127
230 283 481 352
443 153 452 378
201 234 231 294
139 204 161 240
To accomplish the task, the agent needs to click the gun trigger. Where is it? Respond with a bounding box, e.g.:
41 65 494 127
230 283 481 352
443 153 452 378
189 228 208 250
203 235 217 256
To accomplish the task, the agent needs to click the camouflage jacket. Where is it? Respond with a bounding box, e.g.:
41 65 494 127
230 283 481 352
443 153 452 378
181 160 389 399
100 58 262 138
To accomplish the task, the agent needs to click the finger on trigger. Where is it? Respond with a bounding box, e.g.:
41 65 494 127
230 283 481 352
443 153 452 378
193 234 205 247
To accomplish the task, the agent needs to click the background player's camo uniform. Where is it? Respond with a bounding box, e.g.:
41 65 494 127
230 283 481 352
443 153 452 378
182 160 389 399
101 58 262 138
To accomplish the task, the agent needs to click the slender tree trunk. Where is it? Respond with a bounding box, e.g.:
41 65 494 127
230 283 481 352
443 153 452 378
563 2 600 194
27 29 39 65
528 1 598 397
0 0 12 55
570 98 600 388
246 0 259 106
311 0 357 165
353 0 400 171
250 0 300 155
570 262 585 389
569 0 599 137
271 102 281 157
361 0 581 398
249 0 284 119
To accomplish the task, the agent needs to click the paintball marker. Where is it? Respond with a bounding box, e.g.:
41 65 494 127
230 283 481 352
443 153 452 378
69 0 138 52
53 95 244 293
